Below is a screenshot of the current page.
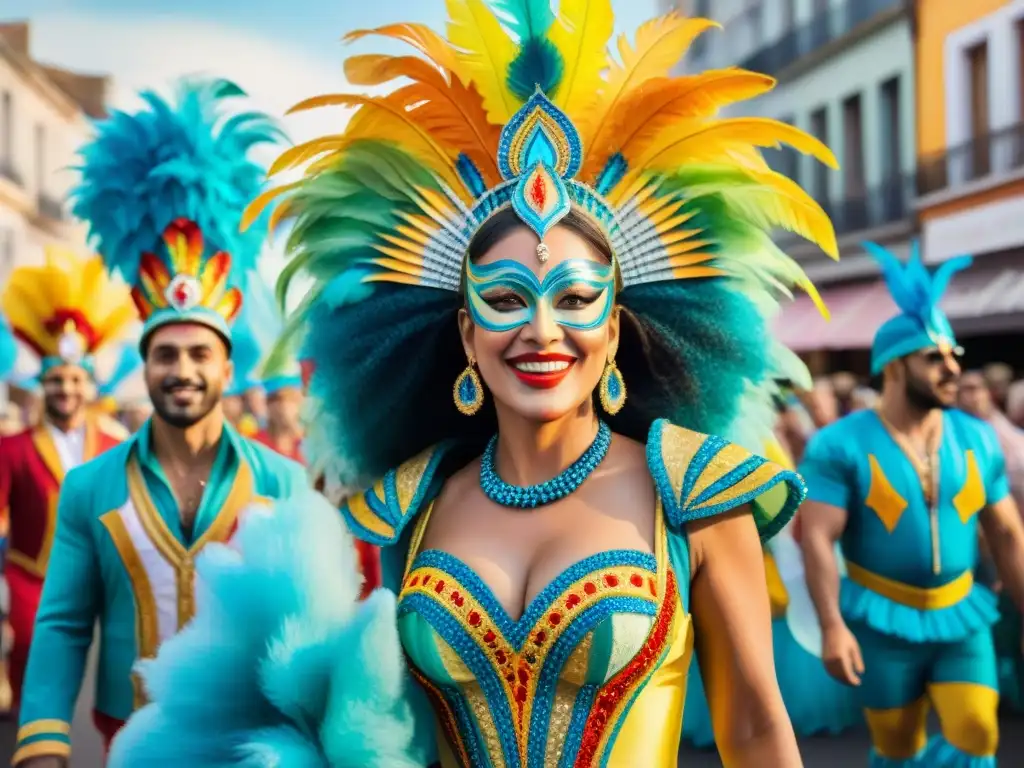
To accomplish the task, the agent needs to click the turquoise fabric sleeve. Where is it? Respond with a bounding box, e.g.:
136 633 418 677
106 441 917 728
978 421 1011 506
15 466 100 758
798 425 853 510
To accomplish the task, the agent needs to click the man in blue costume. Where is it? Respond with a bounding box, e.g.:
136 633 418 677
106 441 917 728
799 242 1024 767
13 79 306 767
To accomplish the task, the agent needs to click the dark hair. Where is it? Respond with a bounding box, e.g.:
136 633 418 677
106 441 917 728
304 210 771 485
467 207 614 264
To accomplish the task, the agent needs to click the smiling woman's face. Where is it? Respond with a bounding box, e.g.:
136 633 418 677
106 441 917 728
458 220 619 423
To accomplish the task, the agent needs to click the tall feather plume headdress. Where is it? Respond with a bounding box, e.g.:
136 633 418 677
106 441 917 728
247 1 838 320
865 241 971 374
1 247 136 376
72 78 285 349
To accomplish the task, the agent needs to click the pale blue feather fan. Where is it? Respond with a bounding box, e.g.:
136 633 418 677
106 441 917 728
108 493 424 768
97 341 143 398
0 315 16 382
225 274 270 397
865 241 971 374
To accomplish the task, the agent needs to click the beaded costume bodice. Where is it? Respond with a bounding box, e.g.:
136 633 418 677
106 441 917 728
342 419 806 768
397 499 691 768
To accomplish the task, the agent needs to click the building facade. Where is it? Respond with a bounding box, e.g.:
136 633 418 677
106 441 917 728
0 21 112 388
915 0 1024 344
666 0 918 373
0 22 107 286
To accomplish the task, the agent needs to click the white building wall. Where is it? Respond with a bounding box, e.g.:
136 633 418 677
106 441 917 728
0 47 90 285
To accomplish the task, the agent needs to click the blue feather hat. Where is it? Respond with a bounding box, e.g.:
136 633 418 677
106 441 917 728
97 340 143 399
71 78 284 350
866 241 971 374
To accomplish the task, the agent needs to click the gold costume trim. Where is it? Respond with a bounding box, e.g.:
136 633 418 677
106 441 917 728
99 509 159 709
846 561 972 610
16 719 71 740
11 740 72 764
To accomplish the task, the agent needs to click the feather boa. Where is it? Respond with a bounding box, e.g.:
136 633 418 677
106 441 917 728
109 492 421 767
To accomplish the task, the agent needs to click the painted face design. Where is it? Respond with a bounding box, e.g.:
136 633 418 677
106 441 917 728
465 258 615 333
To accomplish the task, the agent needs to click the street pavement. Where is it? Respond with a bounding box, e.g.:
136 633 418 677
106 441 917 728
2 649 1021 767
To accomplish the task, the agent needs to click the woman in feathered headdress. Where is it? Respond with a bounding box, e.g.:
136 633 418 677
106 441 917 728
110 3 840 766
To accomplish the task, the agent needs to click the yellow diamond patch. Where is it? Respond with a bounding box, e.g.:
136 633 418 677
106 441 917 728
953 450 986 523
865 455 907 533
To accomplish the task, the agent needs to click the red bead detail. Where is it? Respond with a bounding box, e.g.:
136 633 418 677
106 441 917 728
573 570 678 767
584 582 597 595
515 685 528 703
649 577 657 596
172 282 190 306
408 575 419 588
422 575 431 586
604 574 619 588
529 173 547 208
534 630 547 646
495 649 508 665
566 593 581 609
630 574 643 588
434 580 445 594
468 611 481 627
517 668 529 685
549 612 562 626
483 630 496 644
450 590 465 607
506 671 516 683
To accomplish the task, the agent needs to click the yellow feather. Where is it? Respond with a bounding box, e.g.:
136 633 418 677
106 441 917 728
243 181 302 232
364 272 423 287
344 54 447 87
673 265 724 279
583 70 775 182
548 0 615 117
286 94 468 198
611 118 838 202
800 277 831 319
445 0 519 124
345 23 461 77
579 14 718 156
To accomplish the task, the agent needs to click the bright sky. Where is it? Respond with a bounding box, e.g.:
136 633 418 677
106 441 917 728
2 0 659 287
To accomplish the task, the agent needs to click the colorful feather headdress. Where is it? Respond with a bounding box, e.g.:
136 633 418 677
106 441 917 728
1 248 136 375
72 78 284 348
246 0 838 321
866 241 971 374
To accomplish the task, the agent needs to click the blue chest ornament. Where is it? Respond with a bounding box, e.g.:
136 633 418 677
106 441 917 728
480 421 612 509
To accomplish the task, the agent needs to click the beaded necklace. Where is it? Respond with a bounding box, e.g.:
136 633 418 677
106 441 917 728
479 421 612 509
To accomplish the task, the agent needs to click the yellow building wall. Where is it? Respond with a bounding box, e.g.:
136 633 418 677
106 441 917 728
916 0 1012 158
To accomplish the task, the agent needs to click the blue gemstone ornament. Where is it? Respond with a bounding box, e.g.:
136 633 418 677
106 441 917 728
480 421 612 509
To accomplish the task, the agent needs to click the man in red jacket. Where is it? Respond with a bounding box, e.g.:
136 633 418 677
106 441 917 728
0 249 135 709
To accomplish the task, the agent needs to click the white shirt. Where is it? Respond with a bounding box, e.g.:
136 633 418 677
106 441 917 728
45 421 87 474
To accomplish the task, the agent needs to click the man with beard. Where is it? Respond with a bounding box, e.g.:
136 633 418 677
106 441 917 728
0 249 135 714
13 80 306 767
798 243 1024 767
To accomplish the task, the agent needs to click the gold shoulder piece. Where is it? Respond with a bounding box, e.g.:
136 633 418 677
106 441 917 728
647 419 805 542
341 443 450 546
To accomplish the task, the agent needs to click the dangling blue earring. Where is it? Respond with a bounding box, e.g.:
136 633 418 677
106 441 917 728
599 357 626 415
454 357 484 416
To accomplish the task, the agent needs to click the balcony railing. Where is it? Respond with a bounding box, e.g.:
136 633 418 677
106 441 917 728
0 160 22 187
36 193 65 222
736 0 903 77
917 122 1024 198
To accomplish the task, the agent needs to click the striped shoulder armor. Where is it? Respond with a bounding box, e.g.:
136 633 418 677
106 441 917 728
341 442 456 547
645 419 806 543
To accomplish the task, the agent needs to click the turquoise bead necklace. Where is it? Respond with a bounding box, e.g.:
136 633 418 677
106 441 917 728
479 421 612 509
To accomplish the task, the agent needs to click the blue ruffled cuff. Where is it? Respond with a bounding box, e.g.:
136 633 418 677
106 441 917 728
840 578 999 644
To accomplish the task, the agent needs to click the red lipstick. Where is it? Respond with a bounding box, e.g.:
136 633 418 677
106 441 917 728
505 352 576 389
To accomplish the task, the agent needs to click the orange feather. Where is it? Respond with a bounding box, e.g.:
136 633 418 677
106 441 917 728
583 70 775 182
344 23 460 75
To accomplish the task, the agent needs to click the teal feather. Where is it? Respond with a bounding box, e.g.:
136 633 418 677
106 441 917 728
0 316 16 381
487 0 563 99
72 78 284 289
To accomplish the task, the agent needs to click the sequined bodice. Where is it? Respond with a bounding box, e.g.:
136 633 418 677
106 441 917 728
396 502 693 768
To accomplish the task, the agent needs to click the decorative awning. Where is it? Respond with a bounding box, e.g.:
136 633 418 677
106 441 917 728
774 262 1024 351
